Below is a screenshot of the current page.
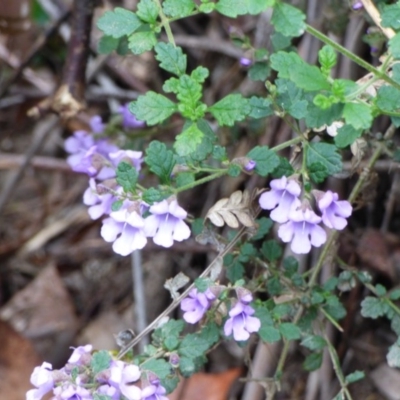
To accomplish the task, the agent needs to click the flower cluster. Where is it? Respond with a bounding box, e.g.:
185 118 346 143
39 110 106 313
64 108 190 255
26 345 167 400
259 176 352 254
181 288 217 324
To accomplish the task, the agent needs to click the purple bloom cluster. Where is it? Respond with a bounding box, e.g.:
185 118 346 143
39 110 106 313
26 345 168 400
224 290 261 342
181 288 217 324
65 110 191 255
259 177 352 254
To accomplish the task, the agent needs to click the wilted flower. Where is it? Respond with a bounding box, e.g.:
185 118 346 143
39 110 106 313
144 199 191 248
181 288 216 324
26 362 54 400
224 292 260 341
259 176 301 223
315 190 352 230
278 204 327 254
326 121 344 137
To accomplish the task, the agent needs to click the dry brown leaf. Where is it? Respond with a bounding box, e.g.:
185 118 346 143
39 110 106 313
168 368 242 400
205 190 255 229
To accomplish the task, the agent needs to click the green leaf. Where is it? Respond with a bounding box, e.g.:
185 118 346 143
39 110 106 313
259 326 281 343
343 102 373 130
179 356 196 376
376 86 400 111
199 3 215 13
212 145 227 161
128 28 157 54
155 43 187 76
116 162 138 192
198 322 220 346
175 172 195 188
174 123 204 156
271 32 292 51
270 52 302 78
271 156 294 178
279 323 301 340
215 0 247 17
306 142 342 176
391 314 400 336
267 276 282 296
163 0 196 18
209 94 250 126
137 0 159 23
142 358 171 379
91 351 111 374
271 3 305 37
389 33 400 59
381 3 400 30
142 187 169 204
261 240 282 261
226 260 244 283
145 141 176 183
303 352 323 371
324 295 346 320
191 66 209 83
248 0 275 14
283 256 298 276
375 283 387 297
248 62 270 81
94 395 112 400
97 8 141 38
248 96 273 119
334 124 363 148
247 145 280 176
318 45 337 74
387 340 400 368
130 92 176 125
228 163 242 177
276 79 308 119
301 335 326 351
390 289 400 301
308 162 329 183
178 334 210 358
98 35 120 54
251 217 273 241
305 102 344 128
361 296 386 319
345 370 365 384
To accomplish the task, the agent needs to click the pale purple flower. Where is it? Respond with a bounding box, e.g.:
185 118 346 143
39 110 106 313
109 149 143 172
240 57 252 67
101 206 147 256
144 199 190 248
244 159 256 171
224 294 261 341
96 385 119 400
83 179 115 219
352 1 363 10
68 344 92 365
90 115 105 133
141 381 168 400
26 362 54 400
109 361 141 400
181 288 216 324
52 384 92 400
119 104 145 129
259 176 301 223
316 190 352 230
278 206 327 254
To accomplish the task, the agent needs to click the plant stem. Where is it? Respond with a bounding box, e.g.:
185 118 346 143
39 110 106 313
155 0 175 46
270 136 303 152
306 24 400 92
174 170 227 193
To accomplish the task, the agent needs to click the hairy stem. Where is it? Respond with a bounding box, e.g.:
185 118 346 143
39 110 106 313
155 0 175 46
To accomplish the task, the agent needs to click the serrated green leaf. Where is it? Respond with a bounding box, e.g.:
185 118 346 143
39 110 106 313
387 340 400 368
209 94 250 126
247 145 280 177
318 45 337 74
130 92 176 125
163 0 196 18
191 66 209 83
111 199 123 212
97 8 141 38
226 260 244 283
98 35 120 54
248 62 270 81
324 295 346 320
261 239 282 261
303 352 323 371
199 3 215 13
279 322 301 340
283 256 298 276
306 142 342 176
179 356 196 376
270 52 302 79
271 3 305 37
91 351 111 374
215 0 247 17
251 217 273 241
142 187 169 204
276 79 308 119
128 28 157 54
212 145 227 161
305 102 344 128
375 284 387 297
361 296 386 319
290 64 330 91
390 289 400 300
271 32 292 51
248 0 275 14
389 33 400 59
259 326 281 343
248 96 273 119
345 370 365 384
116 162 138 192
391 314 400 335
301 335 326 351
376 86 400 111
175 172 195 188
308 162 329 183
141 358 171 379
271 156 294 178
137 0 159 23
267 276 282 295
178 334 210 358
381 4 400 30
198 322 220 346
334 124 363 148
174 123 204 156
155 43 187 76
343 102 373 130
228 163 242 177
145 140 176 183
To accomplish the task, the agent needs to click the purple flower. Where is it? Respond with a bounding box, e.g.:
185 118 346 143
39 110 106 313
26 362 54 400
316 190 352 230
144 199 190 248
109 361 141 400
352 1 363 10
119 104 145 129
83 179 115 220
101 206 147 256
90 115 105 133
240 57 252 67
244 159 256 171
52 384 92 400
259 176 301 223
278 206 327 254
181 288 216 324
224 294 261 342
95 385 119 400
141 380 168 400
68 344 92 365
109 149 143 172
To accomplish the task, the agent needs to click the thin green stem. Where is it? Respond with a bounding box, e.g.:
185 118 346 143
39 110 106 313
270 136 304 152
306 24 400 92
173 170 227 194
155 0 175 46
